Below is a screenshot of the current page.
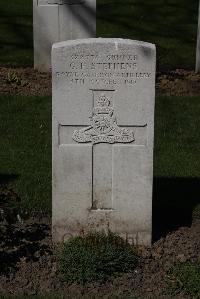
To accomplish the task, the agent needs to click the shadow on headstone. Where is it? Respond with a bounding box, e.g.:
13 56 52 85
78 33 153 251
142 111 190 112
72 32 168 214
34 7 58 71
63 1 96 36
152 177 200 242
34 0 96 70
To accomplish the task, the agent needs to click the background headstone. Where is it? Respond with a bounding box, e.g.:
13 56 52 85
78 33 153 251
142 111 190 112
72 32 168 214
52 38 156 246
196 0 200 72
33 0 96 71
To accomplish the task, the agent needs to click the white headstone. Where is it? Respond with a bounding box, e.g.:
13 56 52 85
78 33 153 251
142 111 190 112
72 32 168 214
52 38 156 246
33 0 96 71
196 0 200 72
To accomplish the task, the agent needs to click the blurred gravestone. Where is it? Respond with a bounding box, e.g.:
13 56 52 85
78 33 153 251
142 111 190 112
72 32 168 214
52 38 156 246
196 0 200 72
33 0 96 71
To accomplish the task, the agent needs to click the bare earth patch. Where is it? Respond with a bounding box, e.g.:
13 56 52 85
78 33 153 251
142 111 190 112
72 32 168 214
1 67 200 97
156 69 200 97
0 67 51 96
0 215 199 298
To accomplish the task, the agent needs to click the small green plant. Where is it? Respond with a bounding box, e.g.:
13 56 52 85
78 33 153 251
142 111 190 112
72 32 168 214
193 204 200 220
6 71 28 86
59 231 138 284
166 261 200 298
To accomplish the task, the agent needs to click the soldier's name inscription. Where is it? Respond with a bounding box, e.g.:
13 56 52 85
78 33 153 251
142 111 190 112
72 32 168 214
56 53 152 85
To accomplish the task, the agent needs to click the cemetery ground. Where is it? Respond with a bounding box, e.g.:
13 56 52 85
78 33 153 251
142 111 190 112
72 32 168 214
0 0 200 298
0 93 200 298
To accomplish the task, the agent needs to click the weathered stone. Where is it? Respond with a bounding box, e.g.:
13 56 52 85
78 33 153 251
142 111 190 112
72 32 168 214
33 0 96 71
52 38 156 246
196 0 200 72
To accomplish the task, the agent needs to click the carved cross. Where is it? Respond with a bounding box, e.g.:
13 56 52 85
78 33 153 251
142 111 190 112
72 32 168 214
59 89 147 210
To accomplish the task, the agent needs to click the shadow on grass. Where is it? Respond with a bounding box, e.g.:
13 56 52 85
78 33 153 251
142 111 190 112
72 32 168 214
97 0 199 70
0 173 52 276
0 222 51 276
152 177 200 242
0 1 33 66
0 173 20 184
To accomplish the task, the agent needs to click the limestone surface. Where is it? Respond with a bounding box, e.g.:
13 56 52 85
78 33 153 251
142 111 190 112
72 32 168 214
33 0 96 71
52 38 156 245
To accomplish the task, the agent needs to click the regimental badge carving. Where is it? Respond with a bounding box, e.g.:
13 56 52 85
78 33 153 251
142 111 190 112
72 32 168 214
72 92 135 144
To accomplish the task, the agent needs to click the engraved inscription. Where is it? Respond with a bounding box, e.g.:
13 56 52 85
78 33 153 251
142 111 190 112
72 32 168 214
56 52 152 86
72 92 135 144
38 0 84 5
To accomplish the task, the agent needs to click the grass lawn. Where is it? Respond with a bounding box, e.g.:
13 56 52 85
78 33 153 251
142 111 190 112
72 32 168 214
154 96 200 178
0 96 51 214
0 0 33 67
153 96 200 235
97 0 199 70
0 0 199 70
0 95 199 217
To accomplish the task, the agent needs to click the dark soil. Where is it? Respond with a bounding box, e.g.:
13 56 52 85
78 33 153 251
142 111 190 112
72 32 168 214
0 67 51 97
1 67 200 97
0 213 199 298
156 69 200 97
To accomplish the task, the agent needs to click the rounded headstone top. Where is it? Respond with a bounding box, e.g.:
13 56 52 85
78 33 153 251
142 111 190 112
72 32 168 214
52 38 156 51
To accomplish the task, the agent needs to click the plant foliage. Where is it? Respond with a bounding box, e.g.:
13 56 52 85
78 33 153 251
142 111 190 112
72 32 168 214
166 261 200 298
59 231 138 284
